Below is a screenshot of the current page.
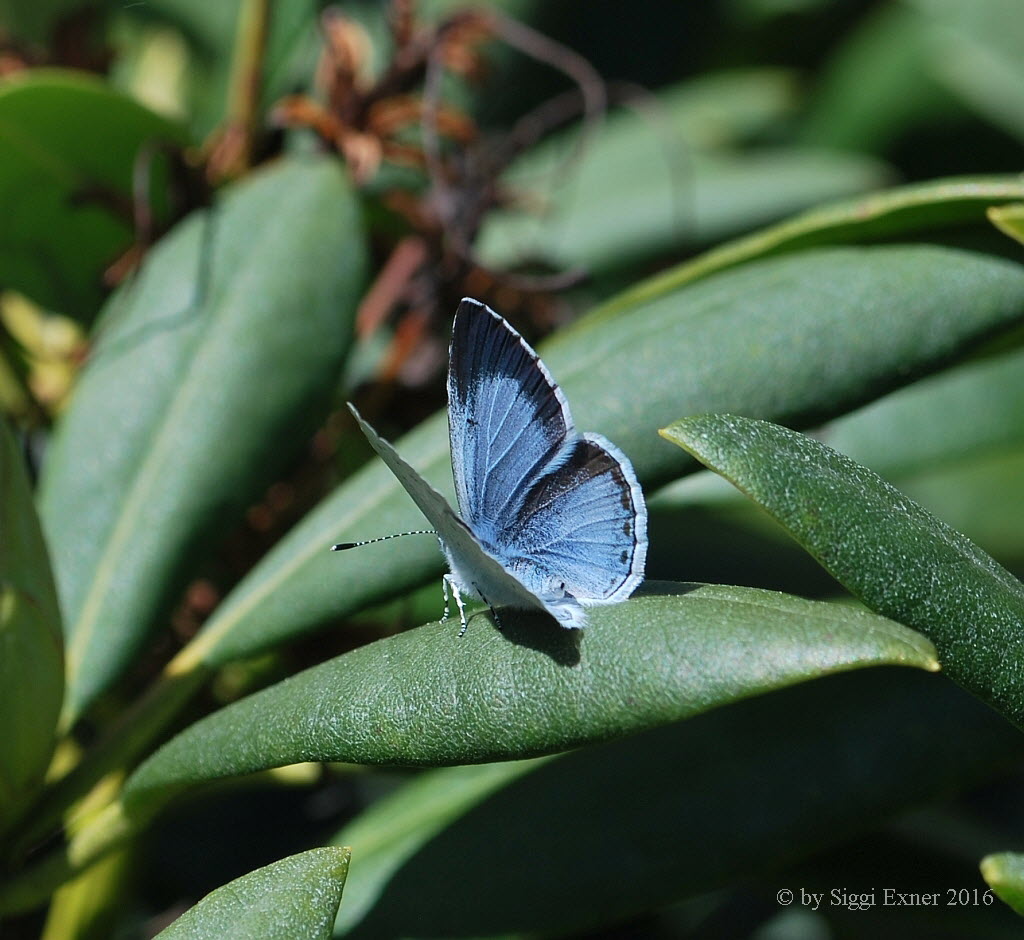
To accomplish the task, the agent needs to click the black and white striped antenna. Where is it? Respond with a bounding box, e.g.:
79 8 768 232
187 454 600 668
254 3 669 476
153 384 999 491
331 530 435 551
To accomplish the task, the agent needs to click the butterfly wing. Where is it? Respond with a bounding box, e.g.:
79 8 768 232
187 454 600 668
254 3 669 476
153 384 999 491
347 404 547 615
352 299 646 632
508 432 648 606
447 299 574 542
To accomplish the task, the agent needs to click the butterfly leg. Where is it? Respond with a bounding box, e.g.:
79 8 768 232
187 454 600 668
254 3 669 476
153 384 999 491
444 573 470 637
472 582 503 632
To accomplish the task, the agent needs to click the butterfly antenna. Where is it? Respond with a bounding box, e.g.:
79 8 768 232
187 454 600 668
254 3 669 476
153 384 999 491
331 530 435 551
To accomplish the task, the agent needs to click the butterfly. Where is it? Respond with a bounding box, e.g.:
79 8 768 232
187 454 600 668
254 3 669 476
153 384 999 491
338 298 647 635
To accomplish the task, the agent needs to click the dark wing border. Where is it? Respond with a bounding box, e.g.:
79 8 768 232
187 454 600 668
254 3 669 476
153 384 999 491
512 432 648 605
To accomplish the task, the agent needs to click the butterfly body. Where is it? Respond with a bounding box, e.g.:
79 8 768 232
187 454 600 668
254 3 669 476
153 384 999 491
349 298 647 632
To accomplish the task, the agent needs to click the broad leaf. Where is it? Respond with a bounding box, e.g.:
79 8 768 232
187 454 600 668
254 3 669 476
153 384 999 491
184 244 1024 668
821 346 1024 481
602 174 1024 315
652 345 1024 564
477 70 889 273
799 2 949 151
907 0 1024 142
123 584 936 807
896 450 1024 565
662 414 1024 730
334 669 1021 936
0 69 187 321
41 844 133 940
39 156 367 725
0 419 63 835
332 760 548 933
153 847 349 940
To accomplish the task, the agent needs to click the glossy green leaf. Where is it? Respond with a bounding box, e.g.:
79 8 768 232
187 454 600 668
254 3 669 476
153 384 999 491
981 853 1024 916
477 80 889 272
123 584 937 807
602 174 1024 315
39 156 367 725
661 414 1024 729
186 244 1024 668
334 669 1021 936
153 847 350 940
0 69 188 321
0 419 63 835
483 147 889 273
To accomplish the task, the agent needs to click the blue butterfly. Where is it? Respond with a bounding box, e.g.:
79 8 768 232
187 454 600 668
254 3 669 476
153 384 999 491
343 298 647 634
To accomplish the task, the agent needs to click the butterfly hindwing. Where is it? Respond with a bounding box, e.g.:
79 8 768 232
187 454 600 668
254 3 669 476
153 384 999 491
447 299 573 538
509 432 648 605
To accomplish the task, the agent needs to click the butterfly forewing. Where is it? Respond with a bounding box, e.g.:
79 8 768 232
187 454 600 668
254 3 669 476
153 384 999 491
347 404 546 615
447 299 573 537
510 433 648 604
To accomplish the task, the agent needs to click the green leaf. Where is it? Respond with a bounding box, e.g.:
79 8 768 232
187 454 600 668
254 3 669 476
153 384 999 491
41 843 134 940
152 847 350 940
335 669 1021 936
122 584 937 807
982 853 1024 916
0 69 188 321
186 244 1024 668
661 414 1024 730
990 203 1024 246
896 450 1024 565
480 147 890 274
908 0 1024 143
653 346 1024 566
602 174 1024 315
0 419 63 835
39 156 367 726
331 759 549 933
629 68 800 148
798 2 950 151
477 71 888 273
821 345 1024 481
